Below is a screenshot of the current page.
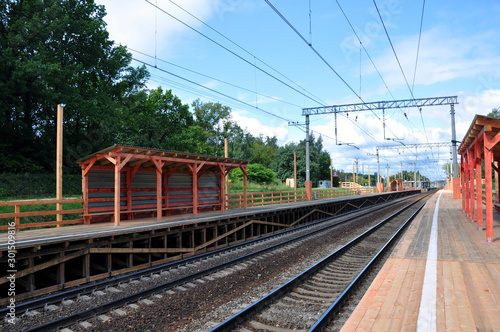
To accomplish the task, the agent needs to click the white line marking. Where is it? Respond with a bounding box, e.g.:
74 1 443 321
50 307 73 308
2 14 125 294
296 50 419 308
417 189 443 331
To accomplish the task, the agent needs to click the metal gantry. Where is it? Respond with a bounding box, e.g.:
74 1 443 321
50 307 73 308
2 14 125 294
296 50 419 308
377 142 453 188
301 96 459 192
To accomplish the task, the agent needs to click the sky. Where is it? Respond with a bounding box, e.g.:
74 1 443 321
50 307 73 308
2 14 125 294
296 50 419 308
95 0 500 181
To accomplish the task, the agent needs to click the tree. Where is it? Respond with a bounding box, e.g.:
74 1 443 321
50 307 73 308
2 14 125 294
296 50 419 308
115 88 193 151
191 99 232 156
0 0 148 172
488 108 500 118
271 134 330 187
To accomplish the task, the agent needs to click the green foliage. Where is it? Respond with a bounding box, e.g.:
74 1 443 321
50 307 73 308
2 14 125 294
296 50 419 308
230 164 277 184
0 173 81 199
271 134 330 187
488 108 500 118
0 0 148 172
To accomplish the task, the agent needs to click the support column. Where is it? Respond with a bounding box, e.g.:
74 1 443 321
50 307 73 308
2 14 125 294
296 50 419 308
461 155 466 212
484 132 494 242
192 163 198 215
218 165 226 212
475 142 483 230
469 148 475 222
305 114 312 200
156 168 162 221
126 169 132 220
464 151 470 216
82 167 89 225
114 156 121 227
242 166 247 209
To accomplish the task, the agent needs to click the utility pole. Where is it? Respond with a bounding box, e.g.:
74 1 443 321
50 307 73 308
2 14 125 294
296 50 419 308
305 115 312 200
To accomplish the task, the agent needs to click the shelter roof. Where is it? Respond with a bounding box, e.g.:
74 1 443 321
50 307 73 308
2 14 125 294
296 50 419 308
77 145 248 173
458 115 500 155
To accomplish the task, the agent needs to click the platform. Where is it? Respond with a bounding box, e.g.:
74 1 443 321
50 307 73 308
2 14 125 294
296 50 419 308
0 191 410 250
341 189 500 331
0 190 419 305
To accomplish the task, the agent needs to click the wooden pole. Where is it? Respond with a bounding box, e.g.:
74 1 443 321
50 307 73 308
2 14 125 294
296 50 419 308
368 166 371 188
56 104 63 225
294 152 297 201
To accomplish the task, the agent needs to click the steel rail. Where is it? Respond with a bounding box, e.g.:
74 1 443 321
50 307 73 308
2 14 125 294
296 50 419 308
2 194 399 318
209 194 428 332
22 194 424 331
309 201 425 331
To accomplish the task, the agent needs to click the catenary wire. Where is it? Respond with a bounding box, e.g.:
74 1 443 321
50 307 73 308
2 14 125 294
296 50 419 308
144 0 326 107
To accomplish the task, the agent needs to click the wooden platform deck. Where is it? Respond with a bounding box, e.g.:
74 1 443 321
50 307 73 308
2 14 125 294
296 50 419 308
341 189 500 331
0 191 399 250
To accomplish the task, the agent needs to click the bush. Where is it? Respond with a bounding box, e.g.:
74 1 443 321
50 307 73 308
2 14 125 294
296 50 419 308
229 164 277 184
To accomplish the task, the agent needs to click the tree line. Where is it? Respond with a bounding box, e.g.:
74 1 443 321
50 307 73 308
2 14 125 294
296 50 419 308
1 0 341 189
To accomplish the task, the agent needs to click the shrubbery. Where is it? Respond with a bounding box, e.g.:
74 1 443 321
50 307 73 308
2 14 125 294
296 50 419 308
230 163 277 185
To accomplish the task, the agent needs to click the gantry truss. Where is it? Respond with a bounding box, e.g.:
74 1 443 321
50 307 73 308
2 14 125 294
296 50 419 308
302 96 458 115
301 96 460 187
377 142 453 150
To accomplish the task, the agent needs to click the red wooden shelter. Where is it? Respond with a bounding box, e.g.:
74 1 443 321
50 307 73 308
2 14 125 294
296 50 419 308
77 145 248 226
458 114 500 242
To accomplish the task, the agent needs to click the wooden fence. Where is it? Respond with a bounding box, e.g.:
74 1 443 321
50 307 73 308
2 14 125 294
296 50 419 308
225 190 307 209
1 187 381 231
0 198 84 231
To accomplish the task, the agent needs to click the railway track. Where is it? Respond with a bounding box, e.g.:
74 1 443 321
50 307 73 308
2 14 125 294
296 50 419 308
2 193 428 332
210 194 427 331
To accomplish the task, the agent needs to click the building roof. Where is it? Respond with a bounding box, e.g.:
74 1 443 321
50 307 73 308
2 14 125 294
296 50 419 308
77 145 248 173
458 115 500 155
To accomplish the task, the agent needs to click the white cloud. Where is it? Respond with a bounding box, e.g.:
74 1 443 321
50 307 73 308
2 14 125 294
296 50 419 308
231 112 288 141
97 0 217 55
367 27 500 89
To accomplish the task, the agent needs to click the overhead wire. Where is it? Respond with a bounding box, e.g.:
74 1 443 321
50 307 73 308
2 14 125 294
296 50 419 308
372 0 431 146
129 47 304 109
144 0 326 107
334 0 420 136
166 0 327 106
264 0 405 143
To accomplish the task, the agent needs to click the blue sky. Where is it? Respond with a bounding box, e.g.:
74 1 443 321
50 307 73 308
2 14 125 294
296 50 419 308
96 0 500 181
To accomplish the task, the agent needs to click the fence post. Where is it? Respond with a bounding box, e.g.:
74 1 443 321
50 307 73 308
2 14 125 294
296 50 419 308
15 204 20 231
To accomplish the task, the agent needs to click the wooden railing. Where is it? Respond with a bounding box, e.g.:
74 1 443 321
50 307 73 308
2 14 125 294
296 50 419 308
225 190 307 209
0 186 382 231
0 198 84 231
313 187 375 199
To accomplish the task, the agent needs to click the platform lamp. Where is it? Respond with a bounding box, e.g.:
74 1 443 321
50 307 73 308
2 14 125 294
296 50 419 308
56 103 65 226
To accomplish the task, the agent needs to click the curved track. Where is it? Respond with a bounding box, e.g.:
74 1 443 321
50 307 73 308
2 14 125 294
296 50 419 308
210 195 427 331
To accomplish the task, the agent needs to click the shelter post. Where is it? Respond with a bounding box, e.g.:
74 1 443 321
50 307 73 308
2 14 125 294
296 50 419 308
469 149 475 222
475 142 483 230
114 156 121 226
461 154 466 212
242 166 247 209
156 166 163 221
484 132 494 242
82 166 89 224
219 165 226 212
191 163 199 215
464 151 470 216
